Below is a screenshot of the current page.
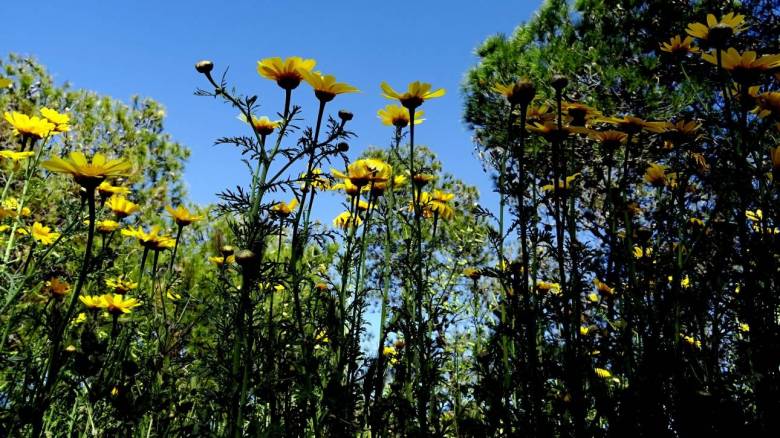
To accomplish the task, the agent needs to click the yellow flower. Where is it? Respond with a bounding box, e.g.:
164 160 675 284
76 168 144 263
688 217 705 227
72 313 87 325
541 173 581 193
600 115 666 134
302 70 359 102
331 178 364 196
209 255 236 266
0 198 31 218
580 326 590 336
256 56 316 90
332 158 390 187
493 79 536 106
686 13 747 47
739 323 750 333
593 278 614 295
105 195 139 219
97 181 131 197
594 368 612 379
270 199 299 217
166 205 203 227
92 219 121 234
418 190 455 220
680 276 691 289
589 130 627 150
45 278 71 298
658 120 703 147
535 280 561 295
380 81 445 109
644 163 669 187
102 293 141 315
79 295 105 310
3 111 55 139
0 150 34 162
562 102 602 127
659 35 699 56
106 276 138 294
463 267 481 280
240 114 280 136
333 211 362 230
754 92 780 119
682 335 702 349
167 290 182 301
745 209 763 222
633 246 652 259
527 121 572 142
42 152 132 189
314 329 330 344
31 222 60 245
121 225 175 250
378 104 424 127
587 293 599 303
300 168 330 191
0 77 11 88
39 107 70 132
702 48 780 84
770 146 780 170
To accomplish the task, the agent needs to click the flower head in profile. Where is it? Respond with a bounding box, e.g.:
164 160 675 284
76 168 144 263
463 267 481 281
300 168 330 191
541 173 581 193
686 13 747 48
42 152 132 189
535 280 561 295
105 195 139 219
593 278 614 296
594 368 613 379
381 81 445 109
331 178 364 196
270 199 299 218
332 159 390 188
79 295 105 310
31 222 60 245
102 294 141 315
658 120 703 147
0 197 31 219
97 181 130 198
754 92 780 120
418 190 455 220
40 107 70 132
589 130 627 151
257 57 316 90
302 71 359 102
527 122 572 142
3 111 55 139
91 219 120 234
240 114 280 136
0 150 34 163
702 48 780 84
378 104 424 128
333 211 362 230
493 79 536 107
45 278 71 299
644 163 670 187
210 254 236 266
659 35 699 56
166 205 203 227
600 115 665 134
562 102 602 127
106 276 138 295
121 225 175 250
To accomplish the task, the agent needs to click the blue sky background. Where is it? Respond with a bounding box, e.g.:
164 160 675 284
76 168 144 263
1 0 540 220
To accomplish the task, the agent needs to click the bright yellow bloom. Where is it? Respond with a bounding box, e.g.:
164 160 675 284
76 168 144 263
593 278 614 295
686 13 747 47
105 195 139 219
562 102 602 126
0 198 31 218
302 70 359 102
270 199 299 217
93 219 121 234
535 280 561 295
314 329 330 344
541 173 581 192
416 190 455 220
256 56 316 90
166 205 203 227
682 335 702 349
0 77 11 88
45 278 71 298
580 326 590 336
79 295 105 310
739 323 750 333
106 276 138 294
300 168 330 191
331 178 364 196
0 150 34 162
333 211 362 230
332 159 390 187
97 181 131 197
72 313 87 325
689 217 705 227
702 48 780 84
754 92 780 119
3 111 55 139
493 79 536 106
745 209 763 222
659 35 699 56
41 152 132 189
102 293 141 315
463 267 481 280
121 225 175 250
39 107 70 132
30 222 60 245
594 368 612 379
378 104 424 128
380 81 445 109
587 293 599 303
240 114 280 136
644 163 670 187
209 255 236 266
633 246 652 259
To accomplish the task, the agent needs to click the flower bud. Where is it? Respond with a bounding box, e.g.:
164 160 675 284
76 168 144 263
220 245 235 257
338 110 354 122
337 142 349 152
195 60 214 74
551 75 569 92
235 249 257 266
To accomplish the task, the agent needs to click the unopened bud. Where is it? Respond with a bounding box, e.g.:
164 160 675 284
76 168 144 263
337 142 349 152
338 110 353 122
235 249 257 266
551 74 568 91
195 60 214 74
220 245 235 257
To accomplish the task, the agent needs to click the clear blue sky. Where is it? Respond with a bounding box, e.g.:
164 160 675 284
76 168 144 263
1 0 540 218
